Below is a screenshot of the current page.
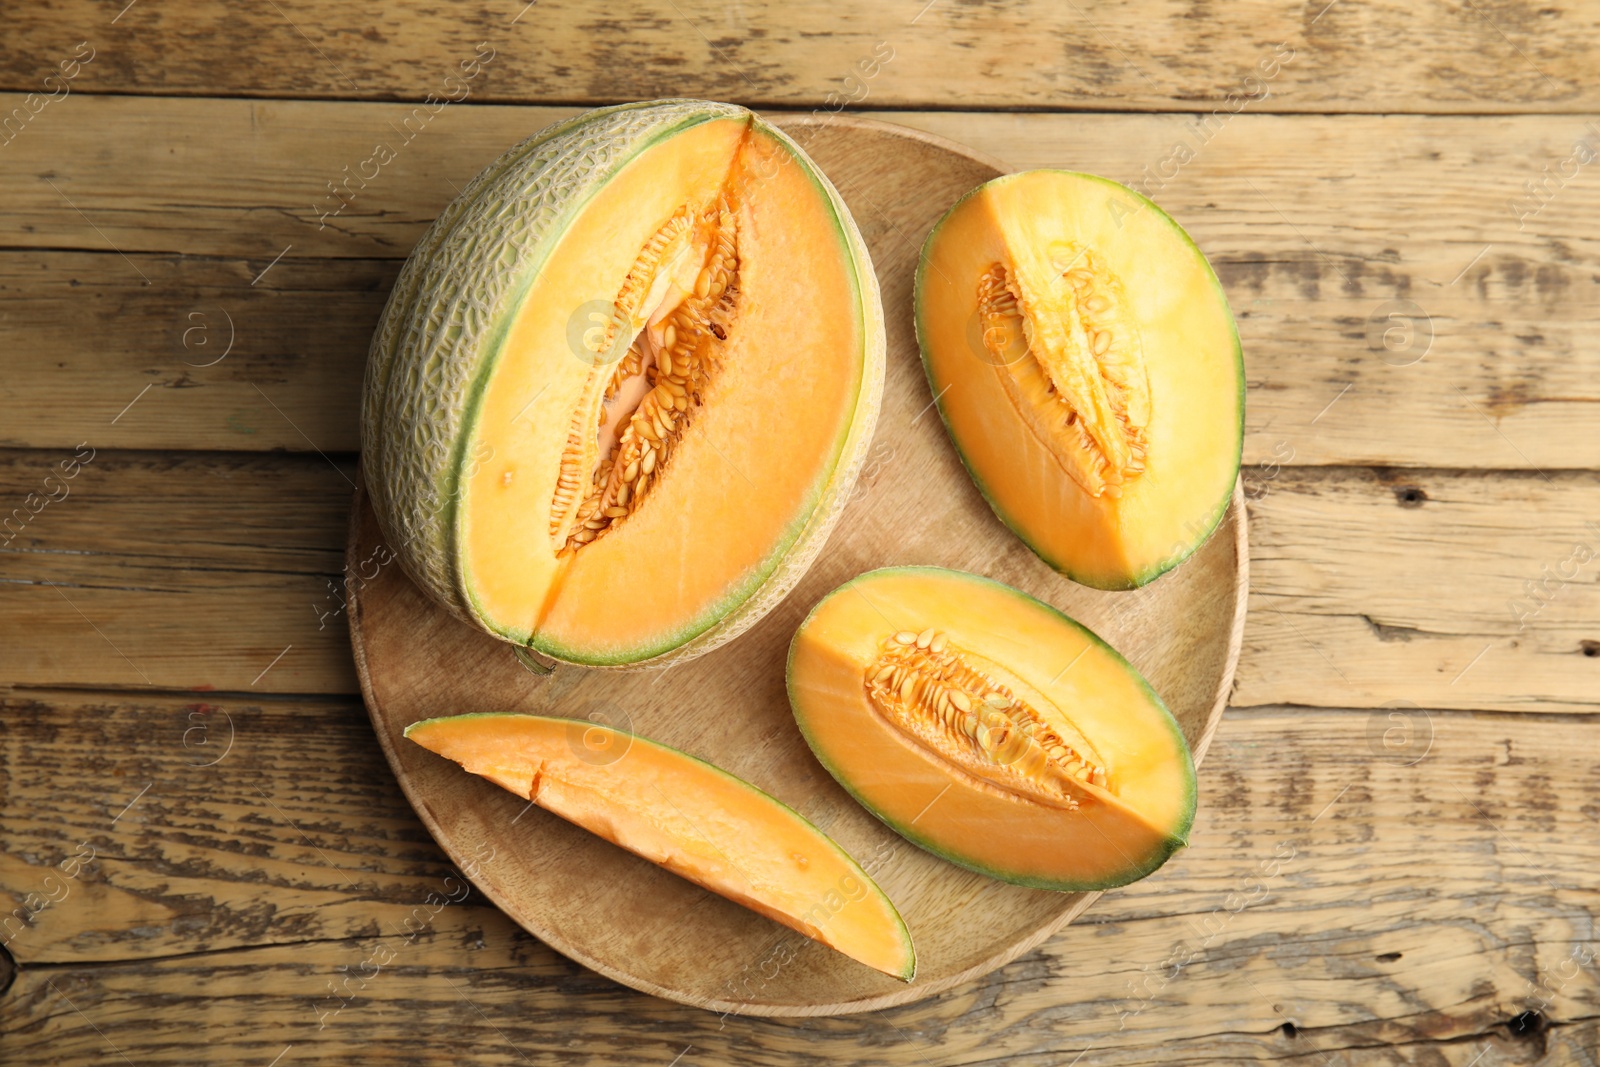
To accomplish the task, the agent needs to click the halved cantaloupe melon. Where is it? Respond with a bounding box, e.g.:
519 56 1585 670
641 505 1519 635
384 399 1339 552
364 101 884 666
405 713 915 979
787 567 1195 891
915 170 1242 589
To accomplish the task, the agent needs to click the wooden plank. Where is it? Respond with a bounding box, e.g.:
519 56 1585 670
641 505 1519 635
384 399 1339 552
4 99 1598 466
0 252 395 453
6 246 1599 472
2 692 1597 1062
10 952 1592 1067
2 452 1597 711
1236 466 1600 713
2 0 1597 113
0 449 358 695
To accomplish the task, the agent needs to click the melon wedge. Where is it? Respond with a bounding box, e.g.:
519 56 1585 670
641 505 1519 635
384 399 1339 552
787 567 1196 891
915 170 1242 589
364 100 885 666
404 713 915 980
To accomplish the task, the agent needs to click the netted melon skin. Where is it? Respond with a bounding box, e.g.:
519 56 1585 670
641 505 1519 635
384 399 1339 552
360 102 884 668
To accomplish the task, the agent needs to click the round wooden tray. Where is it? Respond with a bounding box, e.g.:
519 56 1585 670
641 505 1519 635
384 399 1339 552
348 115 1249 1017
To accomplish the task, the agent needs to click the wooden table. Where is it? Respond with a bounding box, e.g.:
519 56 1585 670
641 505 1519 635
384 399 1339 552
2 3 1597 1063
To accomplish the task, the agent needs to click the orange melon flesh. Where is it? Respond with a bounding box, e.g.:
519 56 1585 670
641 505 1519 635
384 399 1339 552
462 117 869 662
916 170 1242 589
404 713 915 979
787 567 1195 891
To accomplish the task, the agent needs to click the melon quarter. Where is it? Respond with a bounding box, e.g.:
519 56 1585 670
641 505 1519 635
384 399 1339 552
363 100 885 667
788 566 1196 891
915 170 1243 589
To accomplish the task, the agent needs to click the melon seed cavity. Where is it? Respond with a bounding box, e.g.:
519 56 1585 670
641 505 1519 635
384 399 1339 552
549 196 742 553
977 241 1151 499
863 629 1110 808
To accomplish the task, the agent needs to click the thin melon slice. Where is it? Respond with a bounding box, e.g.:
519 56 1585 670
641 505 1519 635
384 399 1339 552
787 567 1195 891
364 101 884 666
405 713 915 980
915 170 1242 589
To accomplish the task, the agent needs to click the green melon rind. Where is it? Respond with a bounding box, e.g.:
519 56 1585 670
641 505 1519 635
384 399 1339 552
785 565 1197 893
912 170 1244 591
403 711 916 980
363 101 884 668
522 116 887 669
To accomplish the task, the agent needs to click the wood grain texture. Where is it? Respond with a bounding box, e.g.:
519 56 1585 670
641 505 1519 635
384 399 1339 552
4 452 1597 713
1 9 1595 1059
1 0 1596 113
0 448 360 695
3 692 1597 1062
1236 466 1600 713
4 99 1597 467
0 252 397 453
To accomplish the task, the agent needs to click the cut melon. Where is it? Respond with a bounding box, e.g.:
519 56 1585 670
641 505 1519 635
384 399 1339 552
915 170 1242 589
787 567 1195 891
363 100 884 666
405 713 915 979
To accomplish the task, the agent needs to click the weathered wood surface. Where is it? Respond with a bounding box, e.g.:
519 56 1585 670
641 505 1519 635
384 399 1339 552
2 0 1596 113
3 451 1595 714
2 692 1596 1062
2 0 1597 1060
3 99 1597 467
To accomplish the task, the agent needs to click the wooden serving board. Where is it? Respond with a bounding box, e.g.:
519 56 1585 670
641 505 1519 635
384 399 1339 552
348 115 1249 1017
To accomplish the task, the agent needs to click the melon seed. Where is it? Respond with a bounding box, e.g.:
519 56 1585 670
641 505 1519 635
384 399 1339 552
894 631 916 644
916 628 935 649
